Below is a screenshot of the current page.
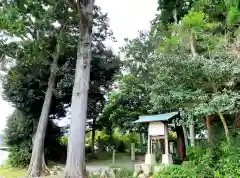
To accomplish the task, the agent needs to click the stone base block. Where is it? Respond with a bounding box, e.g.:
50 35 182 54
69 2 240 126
145 154 156 164
162 153 173 165
134 163 153 175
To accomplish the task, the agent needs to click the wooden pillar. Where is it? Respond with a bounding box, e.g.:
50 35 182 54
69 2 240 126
176 126 186 160
161 139 165 153
164 123 169 154
206 115 214 146
147 133 151 154
182 124 189 147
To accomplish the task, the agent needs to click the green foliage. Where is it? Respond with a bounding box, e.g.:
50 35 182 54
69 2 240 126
59 136 68 146
150 49 240 120
94 129 140 153
102 75 150 133
226 6 240 26
122 132 139 146
155 149 214 177
168 130 177 141
155 136 240 178
214 137 240 177
4 110 66 167
181 11 207 31
156 0 193 24
186 145 206 161
1 0 119 168
104 0 240 145
225 0 240 26
100 0 240 154
8 144 32 168
4 110 33 167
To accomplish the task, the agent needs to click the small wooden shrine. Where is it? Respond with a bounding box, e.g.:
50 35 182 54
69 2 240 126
133 111 180 165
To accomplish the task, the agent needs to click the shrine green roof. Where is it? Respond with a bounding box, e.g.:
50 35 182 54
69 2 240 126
133 111 179 123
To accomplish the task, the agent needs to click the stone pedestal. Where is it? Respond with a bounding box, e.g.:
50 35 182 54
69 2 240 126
162 153 173 165
135 163 153 176
134 163 165 176
145 154 156 165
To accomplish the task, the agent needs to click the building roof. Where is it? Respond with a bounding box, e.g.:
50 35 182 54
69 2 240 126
133 111 179 123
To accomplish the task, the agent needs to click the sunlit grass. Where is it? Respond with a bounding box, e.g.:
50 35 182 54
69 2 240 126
0 165 27 178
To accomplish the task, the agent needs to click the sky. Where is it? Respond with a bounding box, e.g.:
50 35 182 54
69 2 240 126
0 0 158 134
0 81 14 134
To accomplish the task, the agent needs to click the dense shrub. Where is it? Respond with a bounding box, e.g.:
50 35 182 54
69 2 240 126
155 136 240 178
186 145 207 161
95 131 127 152
5 111 33 167
8 142 32 168
5 110 66 167
214 137 240 177
90 129 145 154
155 160 214 178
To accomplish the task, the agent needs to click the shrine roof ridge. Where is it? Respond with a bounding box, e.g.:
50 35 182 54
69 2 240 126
133 111 179 123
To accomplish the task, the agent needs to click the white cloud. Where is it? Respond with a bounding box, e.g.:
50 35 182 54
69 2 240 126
0 81 14 134
96 0 158 52
0 99 13 134
0 0 158 133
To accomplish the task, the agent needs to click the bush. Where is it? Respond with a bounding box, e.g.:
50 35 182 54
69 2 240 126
155 165 190 178
59 136 68 146
5 111 33 168
155 137 240 178
8 143 32 168
155 160 214 178
186 145 207 161
5 110 67 167
94 129 143 154
214 137 240 177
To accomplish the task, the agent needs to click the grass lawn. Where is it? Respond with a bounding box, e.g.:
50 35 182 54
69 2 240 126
87 152 137 170
0 166 27 178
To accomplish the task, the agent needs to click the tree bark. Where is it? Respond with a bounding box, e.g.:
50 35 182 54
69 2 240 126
64 1 94 177
182 124 189 148
171 8 178 36
28 67 57 177
29 133 50 177
176 126 186 160
27 40 60 177
172 8 178 25
91 119 96 153
206 115 214 146
217 111 230 143
190 32 197 56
